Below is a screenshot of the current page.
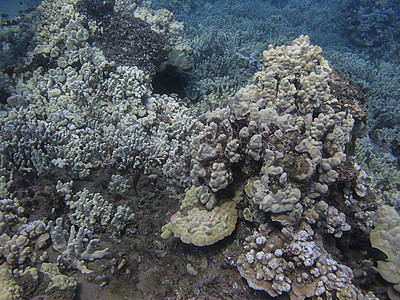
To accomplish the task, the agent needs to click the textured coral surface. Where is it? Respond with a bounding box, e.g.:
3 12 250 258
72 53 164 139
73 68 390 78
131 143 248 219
0 0 399 299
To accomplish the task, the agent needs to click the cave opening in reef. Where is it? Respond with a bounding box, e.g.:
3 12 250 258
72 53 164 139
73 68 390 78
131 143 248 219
152 65 190 99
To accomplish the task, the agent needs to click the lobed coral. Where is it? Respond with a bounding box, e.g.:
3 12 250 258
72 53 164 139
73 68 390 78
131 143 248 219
163 35 376 298
185 35 360 231
237 223 378 299
0 262 22 299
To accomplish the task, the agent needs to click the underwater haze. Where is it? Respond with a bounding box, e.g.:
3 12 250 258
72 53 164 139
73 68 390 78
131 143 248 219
1 0 400 299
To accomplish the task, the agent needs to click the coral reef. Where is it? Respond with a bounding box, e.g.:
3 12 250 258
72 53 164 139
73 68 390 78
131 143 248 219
162 35 377 298
0 0 399 298
185 35 362 231
1 0 201 185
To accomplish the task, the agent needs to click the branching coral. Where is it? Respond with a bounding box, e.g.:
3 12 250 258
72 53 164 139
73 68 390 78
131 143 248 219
50 217 109 274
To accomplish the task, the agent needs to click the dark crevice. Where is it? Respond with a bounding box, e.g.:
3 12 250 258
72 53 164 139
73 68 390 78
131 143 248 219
152 65 190 98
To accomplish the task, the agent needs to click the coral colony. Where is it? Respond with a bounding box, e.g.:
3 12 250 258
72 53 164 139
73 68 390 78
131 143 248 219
0 0 399 299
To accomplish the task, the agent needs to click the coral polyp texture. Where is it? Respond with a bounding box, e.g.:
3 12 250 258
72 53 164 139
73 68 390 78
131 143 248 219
186 35 363 229
237 223 378 299
370 205 400 292
0 0 395 297
163 35 378 298
168 200 237 246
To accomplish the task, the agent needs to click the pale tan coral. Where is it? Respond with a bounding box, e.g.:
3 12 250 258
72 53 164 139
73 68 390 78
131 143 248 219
196 185 217 210
254 35 333 116
228 85 260 120
0 233 31 266
168 201 237 246
248 134 263 161
0 211 8 236
255 184 302 214
0 262 22 299
295 137 323 164
304 200 329 224
310 113 335 140
180 185 198 209
67 188 113 228
209 162 231 192
325 206 351 238
370 205 400 291
226 139 240 163
319 152 347 184
40 262 77 292
33 0 87 60
133 1 184 46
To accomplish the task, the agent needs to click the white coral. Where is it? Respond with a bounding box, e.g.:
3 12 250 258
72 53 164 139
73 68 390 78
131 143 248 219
50 217 109 274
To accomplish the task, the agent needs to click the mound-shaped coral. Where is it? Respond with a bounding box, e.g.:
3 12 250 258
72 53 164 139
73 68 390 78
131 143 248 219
370 205 400 292
160 35 376 298
168 201 237 247
188 35 360 231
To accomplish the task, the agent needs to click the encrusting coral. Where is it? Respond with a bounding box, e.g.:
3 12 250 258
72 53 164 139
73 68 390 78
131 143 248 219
162 186 237 246
40 262 77 292
167 200 237 247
